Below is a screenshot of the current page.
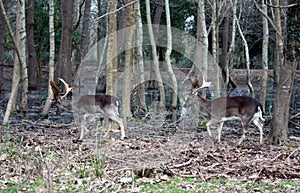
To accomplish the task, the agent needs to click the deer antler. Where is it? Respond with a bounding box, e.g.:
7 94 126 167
58 78 73 99
191 77 212 95
50 80 60 97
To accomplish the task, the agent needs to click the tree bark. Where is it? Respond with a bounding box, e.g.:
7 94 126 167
236 14 254 97
122 0 135 128
165 0 177 109
55 0 74 84
269 0 294 145
41 0 55 116
136 0 146 112
146 0 166 110
20 0 28 111
210 0 220 97
0 0 7 93
106 0 118 96
27 0 37 89
260 0 269 112
1 0 23 124
80 0 91 61
196 0 208 80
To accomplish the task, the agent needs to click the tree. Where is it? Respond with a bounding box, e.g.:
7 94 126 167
41 0 55 116
164 0 177 109
27 0 37 89
80 0 91 61
106 0 118 96
253 0 298 144
55 0 74 83
135 0 147 113
19 0 28 111
146 0 165 110
269 0 297 145
1 0 25 124
0 0 7 93
121 0 136 128
259 0 269 112
195 0 209 88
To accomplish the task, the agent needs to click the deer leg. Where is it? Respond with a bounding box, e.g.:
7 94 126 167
104 119 112 138
108 115 125 140
79 114 88 140
216 121 224 143
253 119 264 145
237 121 249 145
206 118 219 137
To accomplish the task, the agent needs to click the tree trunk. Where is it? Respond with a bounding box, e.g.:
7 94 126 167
1 0 23 124
136 0 146 112
227 0 238 90
106 0 118 96
146 0 166 110
122 0 135 128
196 0 208 80
210 0 220 97
236 15 254 97
80 0 91 61
260 0 269 112
27 0 37 89
0 0 7 93
165 0 177 109
20 0 28 111
269 0 294 145
55 0 74 84
150 0 164 81
41 0 55 116
220 15 229 91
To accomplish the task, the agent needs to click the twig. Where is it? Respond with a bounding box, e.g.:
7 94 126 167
93 0 137 21
170 159 192 169
286 147 300 160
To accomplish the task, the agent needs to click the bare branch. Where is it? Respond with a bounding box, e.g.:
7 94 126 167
93 0 137 21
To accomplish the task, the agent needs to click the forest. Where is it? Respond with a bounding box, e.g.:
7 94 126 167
0 0 299 192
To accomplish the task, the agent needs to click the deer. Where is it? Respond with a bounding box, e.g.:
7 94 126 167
50 78 125 140
182 75 264 145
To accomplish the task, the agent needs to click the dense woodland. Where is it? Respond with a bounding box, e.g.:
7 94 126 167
0 0 299 191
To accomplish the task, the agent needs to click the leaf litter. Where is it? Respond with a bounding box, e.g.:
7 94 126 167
0 118 299 192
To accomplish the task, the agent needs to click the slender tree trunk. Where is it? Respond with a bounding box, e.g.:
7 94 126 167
55 0 74 84
236 15 254 97
227 0 238 90
1 0 23 124
220 15 229 91
146 0 165 110
122 0 135 128
0 0 7 93
165 0 177 109
27 0 37 89
210 0 220 97
106 0 118 95
150 0 164 81
20 0 28 111
195 0 209 98
80 0 91 61
41 0 55 116
260 0 269 112
136 0 146 112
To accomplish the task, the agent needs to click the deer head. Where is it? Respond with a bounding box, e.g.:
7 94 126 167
50 78 73 115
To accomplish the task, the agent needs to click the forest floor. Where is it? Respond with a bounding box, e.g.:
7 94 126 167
0 114 299 192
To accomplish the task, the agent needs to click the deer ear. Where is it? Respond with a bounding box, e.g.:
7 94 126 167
190 75 200 88
50 80 60 96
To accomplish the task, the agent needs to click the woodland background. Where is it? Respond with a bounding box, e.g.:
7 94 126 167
0 0 299 192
